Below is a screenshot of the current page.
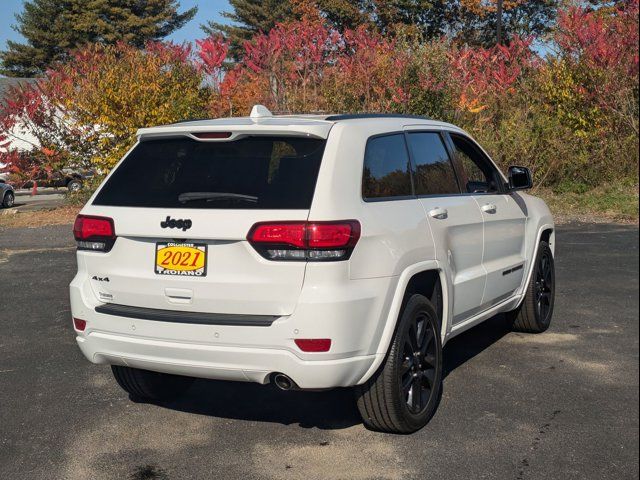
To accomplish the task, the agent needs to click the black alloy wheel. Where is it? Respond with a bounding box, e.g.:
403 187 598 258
400 311 439 414
507 240 555 333
535 247 554 325
356 294 443 433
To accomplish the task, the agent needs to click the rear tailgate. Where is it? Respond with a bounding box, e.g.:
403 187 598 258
80 207 309 315
79 132 328 316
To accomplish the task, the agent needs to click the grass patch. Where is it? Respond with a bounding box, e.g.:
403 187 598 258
538 182 639 224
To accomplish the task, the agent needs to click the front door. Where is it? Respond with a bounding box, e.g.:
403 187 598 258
404 129 486 323
446 133 527 308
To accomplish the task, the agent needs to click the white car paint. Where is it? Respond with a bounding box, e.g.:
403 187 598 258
70 109 554 389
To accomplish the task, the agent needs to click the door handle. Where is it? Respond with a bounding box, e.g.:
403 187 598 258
428 207 448 220
481 203 497 214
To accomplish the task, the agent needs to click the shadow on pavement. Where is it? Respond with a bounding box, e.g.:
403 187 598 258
145 314 511 430
442 313 512 379
149 381 362 430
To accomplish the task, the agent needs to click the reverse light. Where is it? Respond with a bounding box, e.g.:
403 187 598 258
295 338 331 352
73 318 87 331
73 215 116 252
247 221 360 261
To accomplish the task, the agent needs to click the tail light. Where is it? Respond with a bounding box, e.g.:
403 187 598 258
247 220 360 261
73 215 116 252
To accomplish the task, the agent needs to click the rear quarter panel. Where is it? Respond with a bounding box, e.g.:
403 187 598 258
309 121 435 280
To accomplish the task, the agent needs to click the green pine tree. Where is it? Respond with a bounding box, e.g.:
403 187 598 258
202 0 296 57
452 0 557 47
1 0 197 77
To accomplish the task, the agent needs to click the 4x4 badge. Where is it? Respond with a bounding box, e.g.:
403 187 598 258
161 216 192 231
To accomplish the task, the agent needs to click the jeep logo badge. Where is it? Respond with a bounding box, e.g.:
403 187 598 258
161 216 192 231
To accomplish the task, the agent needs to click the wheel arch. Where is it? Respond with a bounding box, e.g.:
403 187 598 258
357 261 450 384
2 189 15 205
514 223 555 310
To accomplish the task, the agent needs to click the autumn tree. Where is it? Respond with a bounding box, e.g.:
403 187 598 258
1 42 210 175
0 0 197 77
0 80 97 184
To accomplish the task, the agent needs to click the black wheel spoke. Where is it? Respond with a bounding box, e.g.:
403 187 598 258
400 357 413 376
408 323 419 352
420 328 434 355
402 373 413 395
423 352 436 367
416 318 427 349
422 369 435 389
410 376 421 410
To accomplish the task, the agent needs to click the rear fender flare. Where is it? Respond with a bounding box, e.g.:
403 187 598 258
357 260 449 384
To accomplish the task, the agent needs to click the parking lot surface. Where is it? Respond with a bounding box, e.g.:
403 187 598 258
11 189 66 212
0 223 638 480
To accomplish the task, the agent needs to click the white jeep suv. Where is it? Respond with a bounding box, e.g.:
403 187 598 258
70 106 555 433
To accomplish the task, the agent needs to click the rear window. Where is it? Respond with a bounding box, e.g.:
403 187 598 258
93 136 326 209
407 132 460 195
362 134 412 199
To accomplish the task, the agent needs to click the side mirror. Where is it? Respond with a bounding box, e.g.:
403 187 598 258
508 166 533 191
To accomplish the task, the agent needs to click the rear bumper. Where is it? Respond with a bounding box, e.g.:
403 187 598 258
69 267 395 389
76 332 377 389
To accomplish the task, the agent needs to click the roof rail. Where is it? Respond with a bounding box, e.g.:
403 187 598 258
325 113 432 121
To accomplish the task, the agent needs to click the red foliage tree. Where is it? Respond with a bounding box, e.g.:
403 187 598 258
450 36 536 113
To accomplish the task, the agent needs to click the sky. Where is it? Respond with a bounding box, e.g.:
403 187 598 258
0 0 232 50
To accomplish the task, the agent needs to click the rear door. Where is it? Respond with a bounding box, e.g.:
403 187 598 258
446 132 527 306
404 129 486 323
82 134 326 316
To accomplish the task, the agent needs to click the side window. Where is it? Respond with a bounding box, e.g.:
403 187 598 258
362 134 413 199
450 134 500 194
407 132 460 195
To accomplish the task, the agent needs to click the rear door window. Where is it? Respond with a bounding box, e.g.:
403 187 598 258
93 136 326 209
407 132 460 195
362 134 413 200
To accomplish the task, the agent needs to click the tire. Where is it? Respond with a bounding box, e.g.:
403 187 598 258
355 294 443 433
507 241 555 333
2 191 15 208
67 179 82 192
111 365 194 401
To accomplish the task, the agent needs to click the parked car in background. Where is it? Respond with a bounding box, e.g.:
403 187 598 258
21 168 94 192
1 182 15 208
70 106 555 434
0 166 8 183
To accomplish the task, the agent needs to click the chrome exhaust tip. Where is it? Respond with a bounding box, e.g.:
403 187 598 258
273 373 296 391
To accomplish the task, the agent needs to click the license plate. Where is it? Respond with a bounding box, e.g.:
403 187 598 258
155 242 207 276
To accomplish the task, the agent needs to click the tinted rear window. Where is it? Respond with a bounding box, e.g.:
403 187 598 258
362 134 412 199
93 136 326 209
407 132 460 195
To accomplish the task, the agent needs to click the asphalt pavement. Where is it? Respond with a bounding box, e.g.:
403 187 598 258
0 223 638 480
8 188 66 212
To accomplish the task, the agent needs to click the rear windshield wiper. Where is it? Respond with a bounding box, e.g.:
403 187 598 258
178 192 258 204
